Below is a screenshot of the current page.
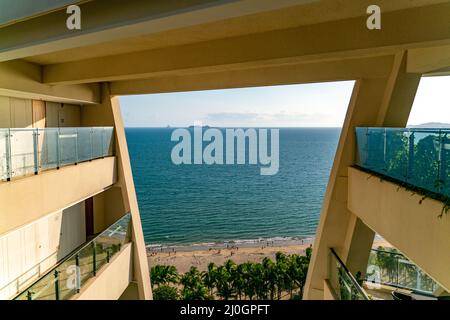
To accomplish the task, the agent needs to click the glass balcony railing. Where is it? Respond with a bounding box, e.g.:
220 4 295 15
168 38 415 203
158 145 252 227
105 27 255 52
328 248 369 300
355 127 450 198
0 127 114 181
13 213 131 300
366 248 439 295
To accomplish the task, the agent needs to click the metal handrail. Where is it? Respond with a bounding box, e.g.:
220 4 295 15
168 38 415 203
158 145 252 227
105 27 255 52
1 126 114 181
366 248 439 294
330 248 370 300
0 251 56 292
370 248 404 256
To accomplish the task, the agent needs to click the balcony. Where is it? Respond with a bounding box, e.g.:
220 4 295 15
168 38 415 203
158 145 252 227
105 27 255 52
348 166 450 292
355 127 450 199
0 127 114 181
13 213 131 300
350 127 450 292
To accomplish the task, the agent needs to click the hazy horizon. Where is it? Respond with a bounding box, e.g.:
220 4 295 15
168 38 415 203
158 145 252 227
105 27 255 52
120 76 450 128
125 125 344 128
124 121 450 129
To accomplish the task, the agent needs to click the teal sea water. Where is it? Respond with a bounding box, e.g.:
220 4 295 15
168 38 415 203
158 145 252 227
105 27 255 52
126 128 340 247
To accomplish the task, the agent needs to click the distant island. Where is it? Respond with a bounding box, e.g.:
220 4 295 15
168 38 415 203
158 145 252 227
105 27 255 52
188 125 210 129
408 122 450 128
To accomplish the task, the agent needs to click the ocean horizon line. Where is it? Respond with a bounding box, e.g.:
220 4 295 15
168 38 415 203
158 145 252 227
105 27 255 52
125 126 343 129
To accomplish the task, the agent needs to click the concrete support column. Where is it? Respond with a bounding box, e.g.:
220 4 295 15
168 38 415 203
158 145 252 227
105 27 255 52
108 90 152 300
80 83 152 300
342 216 375 278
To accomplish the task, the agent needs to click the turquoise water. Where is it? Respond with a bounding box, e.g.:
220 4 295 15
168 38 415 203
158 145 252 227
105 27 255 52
126 128 340 246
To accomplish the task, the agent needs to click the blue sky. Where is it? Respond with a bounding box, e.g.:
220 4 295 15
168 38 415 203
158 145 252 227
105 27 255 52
120 76 450 127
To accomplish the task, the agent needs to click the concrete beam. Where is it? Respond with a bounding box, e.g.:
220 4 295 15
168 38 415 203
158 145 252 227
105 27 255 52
110 55 395 95
0 60 100 104
407 44 450 74
0 0 312 62
42 2 450 85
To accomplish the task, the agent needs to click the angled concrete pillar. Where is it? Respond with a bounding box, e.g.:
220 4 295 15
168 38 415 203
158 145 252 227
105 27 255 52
81 83 152 300
342 217 374 278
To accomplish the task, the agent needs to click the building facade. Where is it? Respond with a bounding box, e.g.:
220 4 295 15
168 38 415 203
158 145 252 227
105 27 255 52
0 0 449 300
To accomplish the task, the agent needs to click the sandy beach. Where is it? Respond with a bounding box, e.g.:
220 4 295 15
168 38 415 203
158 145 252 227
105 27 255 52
147 237 392 273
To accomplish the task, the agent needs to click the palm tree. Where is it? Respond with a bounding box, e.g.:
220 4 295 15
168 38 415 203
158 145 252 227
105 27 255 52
262 257 277 300
152 285 179 300
287 253 309 298
152 248 314 300
275 252 289 299
202 262 217 296
180 266 210 300
292 247 312 298
286 255 299 298
251 262 267 299
232 263 246 299
241 262 256 300
215 260 235 300
150 265 179 289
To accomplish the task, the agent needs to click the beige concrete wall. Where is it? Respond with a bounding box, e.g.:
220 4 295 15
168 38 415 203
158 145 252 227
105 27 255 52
0 96 11 127
93 192 105 234
0 96 81 129
10 98 32 128
119 282 140 300
0 201 86 300
45 101 81 127
0 156 116 236
32 100 46 128
74 243 132 300
348 166 450 291
323 280 337 300
92 187 126 234
0 96 33 128
60 103 81 127
103 186 126 227
45 101 60 127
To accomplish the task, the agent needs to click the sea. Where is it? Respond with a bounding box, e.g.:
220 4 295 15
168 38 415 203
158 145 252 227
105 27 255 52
126 128 341 250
